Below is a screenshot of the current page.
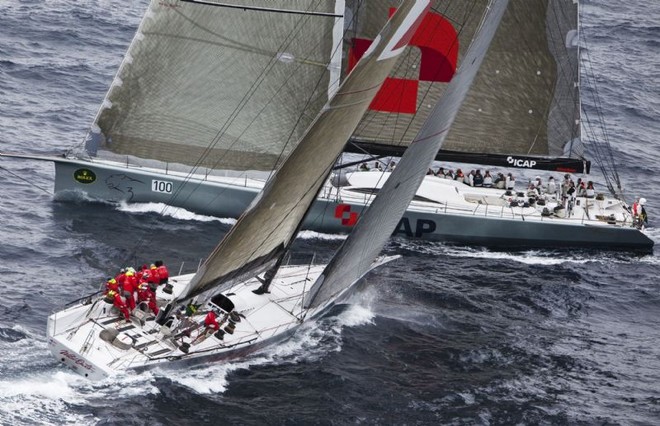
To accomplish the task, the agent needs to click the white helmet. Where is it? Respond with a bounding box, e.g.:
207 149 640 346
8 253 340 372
639 198 647 205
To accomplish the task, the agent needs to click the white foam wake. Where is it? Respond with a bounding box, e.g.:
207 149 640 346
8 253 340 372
116 201 236 225
158 303 375 394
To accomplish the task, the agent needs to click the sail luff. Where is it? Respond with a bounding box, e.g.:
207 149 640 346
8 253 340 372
305 0 510 309
180 0 432 301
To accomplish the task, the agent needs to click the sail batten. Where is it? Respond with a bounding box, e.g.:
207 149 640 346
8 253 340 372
179 0 344 17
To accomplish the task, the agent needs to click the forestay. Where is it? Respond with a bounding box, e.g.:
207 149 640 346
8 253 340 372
180 0 432 301
305 0 510 309
85 0 342 172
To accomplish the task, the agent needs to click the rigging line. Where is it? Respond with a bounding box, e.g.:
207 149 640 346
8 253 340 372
580 27 615 150
518 0 579 156
154 0 332 215
581 109 615 195
583 49 620 189
193 0 350 212
184 0 330 170
0 165 54 196
582 107 616 195
178 0 344 18
543 0 581 152
580 29 621 195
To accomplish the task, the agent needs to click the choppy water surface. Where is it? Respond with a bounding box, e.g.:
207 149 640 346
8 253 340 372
0 1 659 424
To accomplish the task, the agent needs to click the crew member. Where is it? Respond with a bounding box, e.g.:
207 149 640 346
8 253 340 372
155 260 169 284
122 271 138 310
105 277 118 292
106 289 130 321
632 197 648 228
148 264 160 285
137 283 159 315
203 310 220 334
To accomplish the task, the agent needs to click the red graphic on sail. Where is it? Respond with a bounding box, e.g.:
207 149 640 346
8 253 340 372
347 8 459 114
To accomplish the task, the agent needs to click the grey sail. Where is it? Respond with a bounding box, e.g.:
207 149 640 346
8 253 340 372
180 0 432 301
85 0 341 172
305 0 510 309
347 0 581 169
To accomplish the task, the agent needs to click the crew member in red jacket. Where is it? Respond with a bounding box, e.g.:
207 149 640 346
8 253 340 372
137 283 159 315
148 264 160 285
203 310 220 334
106 290 130 321
122 271 137 310
114 268 126 288
106 278 119 293
155 261 169 284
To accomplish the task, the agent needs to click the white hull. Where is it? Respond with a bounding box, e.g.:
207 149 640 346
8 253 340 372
48 266 326 380
48 258 395 380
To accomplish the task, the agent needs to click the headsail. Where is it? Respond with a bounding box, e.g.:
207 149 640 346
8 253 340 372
180 0 431 301
346 0 583 172
84 0 342 173
305 0 510 309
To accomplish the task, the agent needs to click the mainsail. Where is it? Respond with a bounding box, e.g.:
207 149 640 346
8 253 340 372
345 0 583 173
306 0 510 309
179 0 431 300
81 0 582 177
84 0 343 172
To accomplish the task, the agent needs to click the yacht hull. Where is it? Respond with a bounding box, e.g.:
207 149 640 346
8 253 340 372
48 266 326 380
49 157 654 251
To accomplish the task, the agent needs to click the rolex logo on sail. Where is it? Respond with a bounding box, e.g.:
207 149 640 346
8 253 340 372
506 156 537 169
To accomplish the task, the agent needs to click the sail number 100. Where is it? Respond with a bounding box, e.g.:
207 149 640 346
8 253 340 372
151 180 173 194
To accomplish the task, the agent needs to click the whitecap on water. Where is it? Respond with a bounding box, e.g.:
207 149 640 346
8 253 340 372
397 239 657 266
0 371 97 425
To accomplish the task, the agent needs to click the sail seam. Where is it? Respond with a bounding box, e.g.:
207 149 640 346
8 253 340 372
179 0 343 17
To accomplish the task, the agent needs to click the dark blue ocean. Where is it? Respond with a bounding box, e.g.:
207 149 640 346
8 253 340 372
1 1 659 424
